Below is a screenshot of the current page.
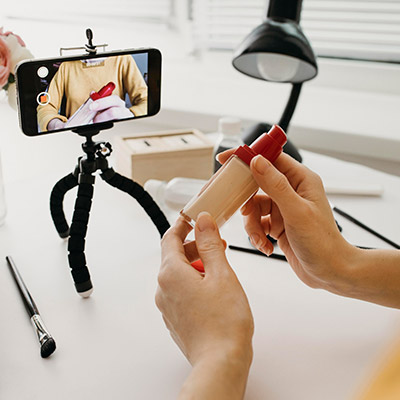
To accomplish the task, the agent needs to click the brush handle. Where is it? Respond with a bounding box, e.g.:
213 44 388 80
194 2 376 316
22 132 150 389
333 207 400 249
228 245 287 261
6 256 39 317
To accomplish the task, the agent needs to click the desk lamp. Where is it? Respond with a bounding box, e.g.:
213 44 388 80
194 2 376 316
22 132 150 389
232 0 318 162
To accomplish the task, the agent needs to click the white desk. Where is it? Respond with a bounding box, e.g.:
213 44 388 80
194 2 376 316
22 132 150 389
1 101 400 400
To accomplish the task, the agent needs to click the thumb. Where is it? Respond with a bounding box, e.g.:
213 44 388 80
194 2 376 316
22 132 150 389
250 155 303 220
194 212 228 275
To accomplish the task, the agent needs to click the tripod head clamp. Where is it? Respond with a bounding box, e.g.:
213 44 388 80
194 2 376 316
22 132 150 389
72 122 114 165
85 28 97 54
59 28 108 56
72 121 114 138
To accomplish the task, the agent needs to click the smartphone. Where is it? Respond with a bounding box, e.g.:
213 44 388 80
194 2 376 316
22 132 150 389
16 48 161 136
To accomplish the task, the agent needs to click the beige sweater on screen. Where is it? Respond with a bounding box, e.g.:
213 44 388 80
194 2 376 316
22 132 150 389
37 55 148 132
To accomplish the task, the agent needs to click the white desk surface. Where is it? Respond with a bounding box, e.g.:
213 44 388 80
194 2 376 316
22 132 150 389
1 101 400 400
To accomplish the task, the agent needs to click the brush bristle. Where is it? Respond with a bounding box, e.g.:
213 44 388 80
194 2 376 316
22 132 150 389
41 338 56 358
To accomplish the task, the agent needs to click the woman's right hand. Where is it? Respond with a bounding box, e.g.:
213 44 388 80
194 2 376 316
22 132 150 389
218 150 357 295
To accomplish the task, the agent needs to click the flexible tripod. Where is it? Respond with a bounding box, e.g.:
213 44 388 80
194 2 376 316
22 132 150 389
50 126 170 297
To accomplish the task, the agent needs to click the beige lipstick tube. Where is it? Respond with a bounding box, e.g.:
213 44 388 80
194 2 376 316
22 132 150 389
181 125 287 228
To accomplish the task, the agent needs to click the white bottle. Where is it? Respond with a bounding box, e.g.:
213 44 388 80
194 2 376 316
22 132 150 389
144 177 207 212
213 117 244 172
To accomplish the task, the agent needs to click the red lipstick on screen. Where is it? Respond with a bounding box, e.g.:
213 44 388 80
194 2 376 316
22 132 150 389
65 82 115 129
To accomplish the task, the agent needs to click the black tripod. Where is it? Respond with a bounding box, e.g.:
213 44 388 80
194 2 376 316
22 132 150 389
50 126 170 297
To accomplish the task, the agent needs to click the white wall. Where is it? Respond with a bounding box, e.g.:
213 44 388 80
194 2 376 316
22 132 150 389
1 6 399 175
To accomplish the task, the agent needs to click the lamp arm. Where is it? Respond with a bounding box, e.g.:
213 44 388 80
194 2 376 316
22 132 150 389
267 0 303 23
278 83 302 132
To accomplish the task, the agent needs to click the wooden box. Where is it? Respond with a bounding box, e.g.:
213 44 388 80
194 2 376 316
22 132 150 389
113 129 214 185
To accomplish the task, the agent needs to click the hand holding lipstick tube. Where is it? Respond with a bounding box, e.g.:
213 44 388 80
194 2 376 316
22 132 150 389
180 125 287 229
90 94 134 124
64 82 116 128
156 212 254 397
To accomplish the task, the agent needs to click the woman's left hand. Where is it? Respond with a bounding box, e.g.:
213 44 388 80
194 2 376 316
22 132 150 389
156 212 254 399
156 212 254 365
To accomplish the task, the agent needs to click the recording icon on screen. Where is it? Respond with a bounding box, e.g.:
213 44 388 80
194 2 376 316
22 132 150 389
36 92 50 106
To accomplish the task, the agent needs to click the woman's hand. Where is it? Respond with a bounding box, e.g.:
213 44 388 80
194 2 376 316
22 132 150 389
218 149 400 308
47 118 66 131
218 149 356 295
91 95 133 123
156 212 254 399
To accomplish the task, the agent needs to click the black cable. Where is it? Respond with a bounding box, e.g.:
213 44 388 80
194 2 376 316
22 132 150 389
101 168 170 237
50 172 79 238
67 181 95 294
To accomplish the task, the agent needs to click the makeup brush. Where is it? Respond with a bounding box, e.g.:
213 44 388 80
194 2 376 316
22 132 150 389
6 256 56 358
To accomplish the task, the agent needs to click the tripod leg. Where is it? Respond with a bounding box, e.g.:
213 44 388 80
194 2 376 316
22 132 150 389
101 168 170 237
68 180 95 297
50 170 79 238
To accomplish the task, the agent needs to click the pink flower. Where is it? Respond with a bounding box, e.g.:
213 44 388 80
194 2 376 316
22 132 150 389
0 27 33 75
0 36 11 87
0 27 26 47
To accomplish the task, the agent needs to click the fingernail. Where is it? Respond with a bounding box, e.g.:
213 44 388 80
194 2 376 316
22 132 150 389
253 156 270 175
250 233 262 248
196 212 216 232
240 203 248 215
261 245 272 256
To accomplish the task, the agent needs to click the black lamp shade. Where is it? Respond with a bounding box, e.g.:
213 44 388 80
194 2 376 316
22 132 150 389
232 19 318 83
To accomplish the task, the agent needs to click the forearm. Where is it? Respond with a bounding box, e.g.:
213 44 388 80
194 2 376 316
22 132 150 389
38 110 67 132
337 245 400 308
129 94 147 116
179 347 252 400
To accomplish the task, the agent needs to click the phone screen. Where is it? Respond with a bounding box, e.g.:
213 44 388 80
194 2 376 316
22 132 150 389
16 48 161 136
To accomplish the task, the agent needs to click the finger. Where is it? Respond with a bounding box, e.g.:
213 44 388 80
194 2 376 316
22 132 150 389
250 155 306 221
241 195 274 254
267 202 285 240
183 241 199 262
241 194 272 217
244 212 273 255
90 95 124 111
216 148 236 165
194 212 229 275
161 217 193 265
272 153 313 191
184 239 227 263
92 108 119 124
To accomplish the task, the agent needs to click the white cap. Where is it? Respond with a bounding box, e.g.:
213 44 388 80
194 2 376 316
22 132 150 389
218 117 241 136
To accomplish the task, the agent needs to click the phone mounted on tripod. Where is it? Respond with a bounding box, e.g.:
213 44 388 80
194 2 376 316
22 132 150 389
16 29 170 297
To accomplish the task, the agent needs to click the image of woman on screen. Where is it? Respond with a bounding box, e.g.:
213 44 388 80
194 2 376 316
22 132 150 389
37 55 148 132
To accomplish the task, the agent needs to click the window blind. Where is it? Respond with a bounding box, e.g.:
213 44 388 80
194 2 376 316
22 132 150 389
191 0 400 63
6 0 174 25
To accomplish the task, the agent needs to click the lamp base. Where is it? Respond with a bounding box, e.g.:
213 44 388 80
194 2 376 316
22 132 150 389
242 122 302 163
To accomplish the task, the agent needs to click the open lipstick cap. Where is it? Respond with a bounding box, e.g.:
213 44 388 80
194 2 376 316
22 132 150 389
90 82 116 101
234 125 287 165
